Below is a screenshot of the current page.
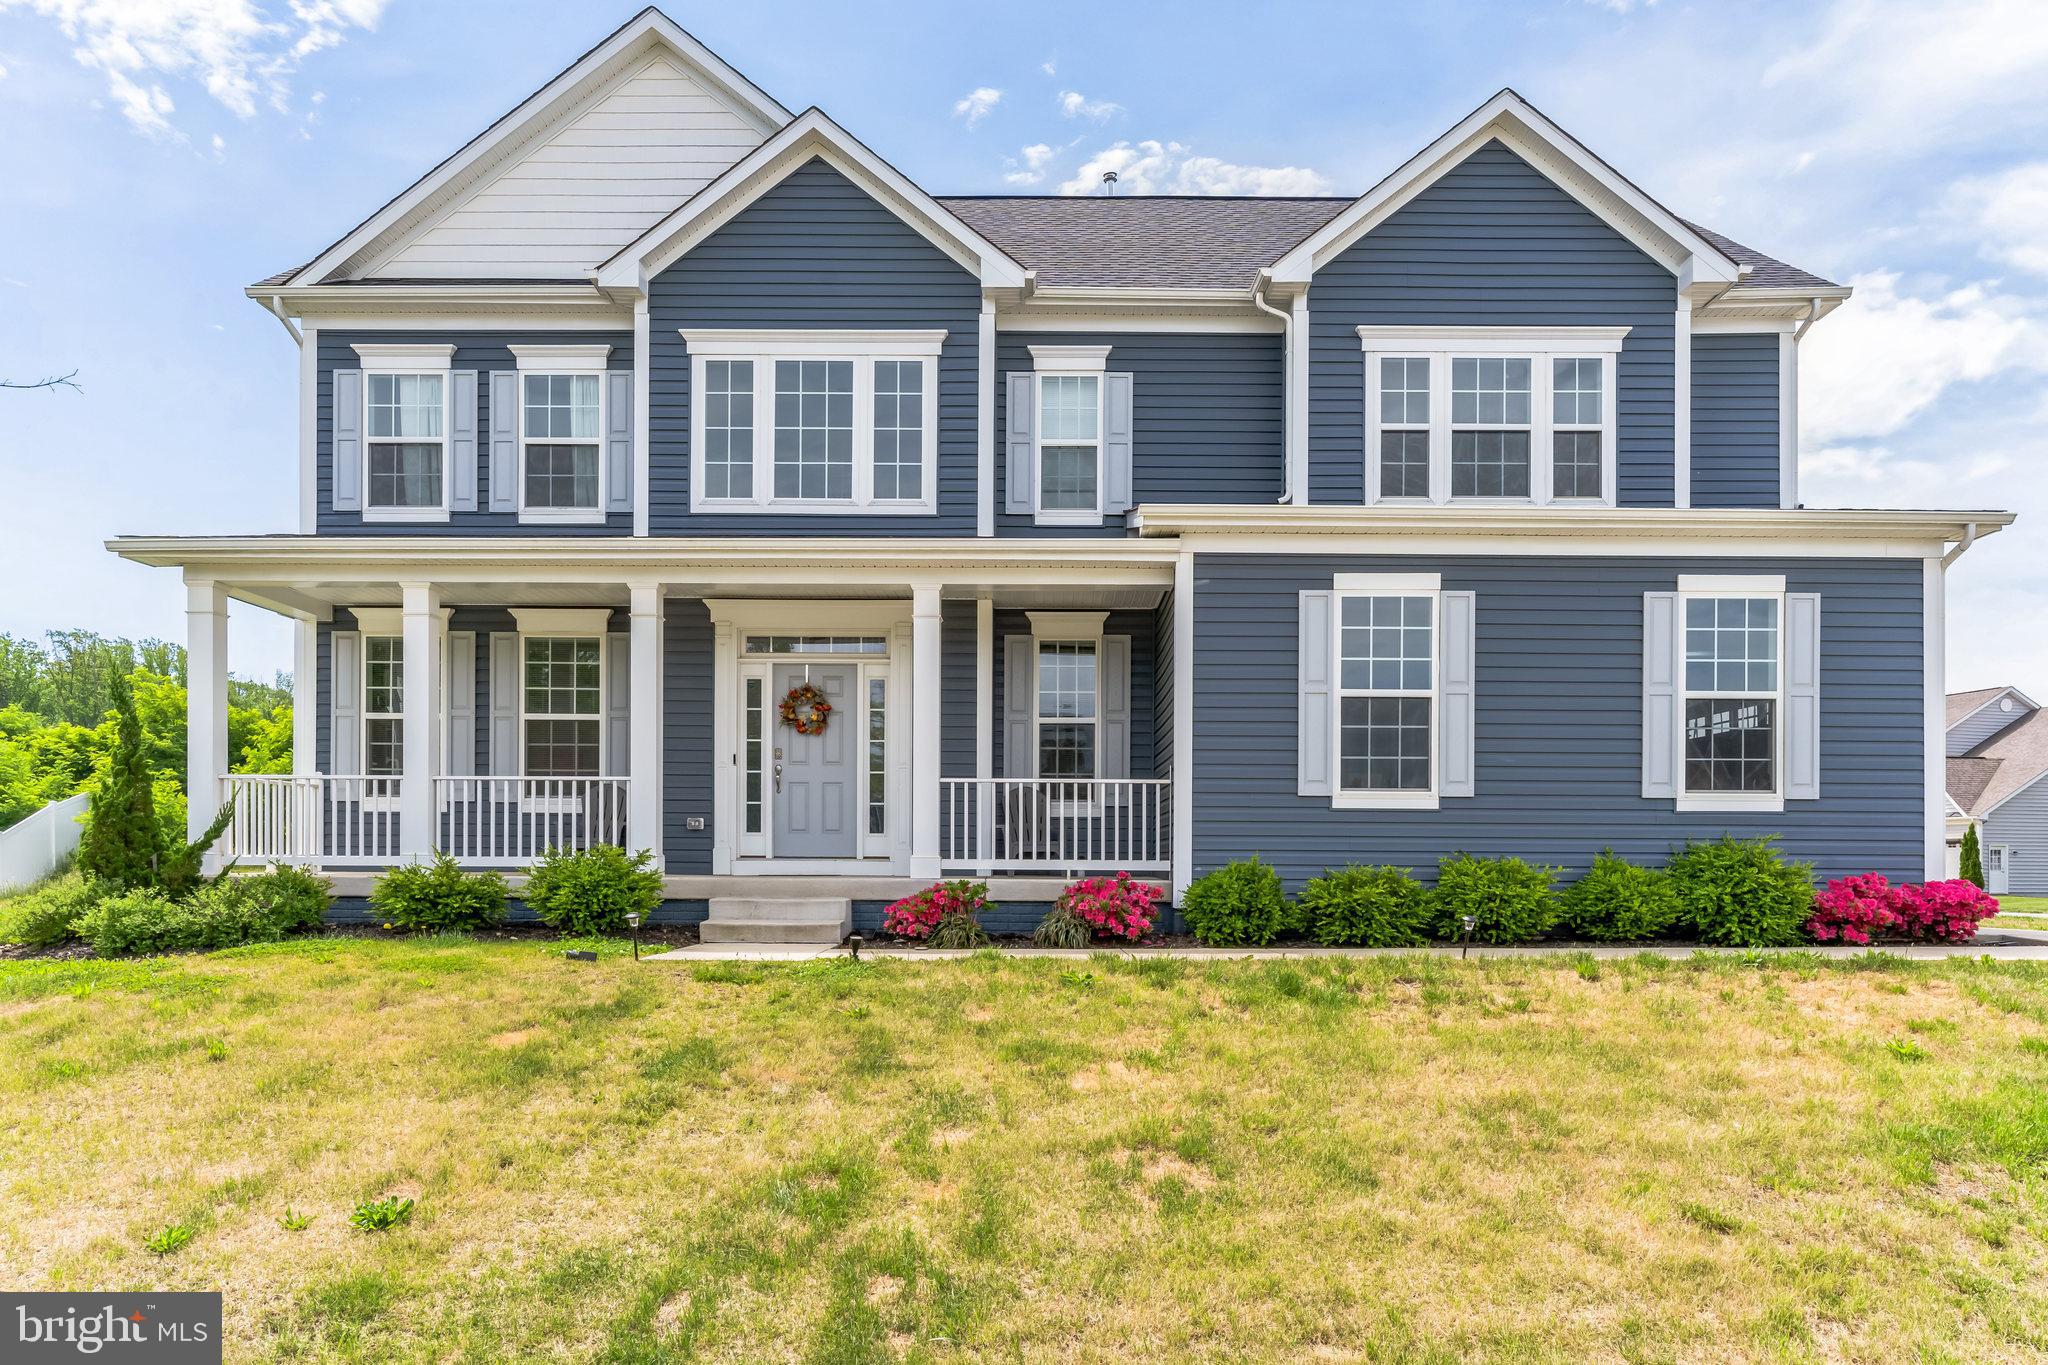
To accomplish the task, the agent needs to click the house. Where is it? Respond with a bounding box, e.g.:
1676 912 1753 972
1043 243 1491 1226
1946 687 2045 894
109 9 2012 939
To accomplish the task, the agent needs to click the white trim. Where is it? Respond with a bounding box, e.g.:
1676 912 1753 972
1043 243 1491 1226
1925 557 1945 877
292 619 318 779
628 583 662 865
975 596 994 875
681 329 947 357
349 343 455 369
1678 573 1785 593
597 109 1028 291
1328 577 1443 812
514 630 610 782
355 356 453 522
1333 571 1441 592
1288 292 1311 505
1026 610 1110 640
1672 581 1788 815
1693 317 1800 335
299 308 633 332
910 584 942 878
1269 91 1741 286
1673 303 1691 509
512 359 607 525
299 324 318 533
506 344 611 370
1171 550 1194 900
1780 332 1798 510
1026 344 1112 372
510 607 613 634
977 299 996 538
633 295 651 537
1355 325 1629 354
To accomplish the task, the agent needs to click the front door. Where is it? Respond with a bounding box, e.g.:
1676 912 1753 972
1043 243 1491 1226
771 663 857 858
1988 845 2011 895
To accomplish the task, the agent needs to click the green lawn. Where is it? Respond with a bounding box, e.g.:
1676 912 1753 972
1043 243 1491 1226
1985 894 2048 931
6 941 2048 1361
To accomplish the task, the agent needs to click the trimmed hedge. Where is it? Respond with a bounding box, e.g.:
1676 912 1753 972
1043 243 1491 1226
1668 835 1812 947
1300 866 1431 947
1181 857 1292 946
1430 854 1561 945
1560 851 1682 942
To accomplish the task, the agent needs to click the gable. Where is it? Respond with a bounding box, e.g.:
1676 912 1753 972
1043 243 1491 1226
364 53 771 279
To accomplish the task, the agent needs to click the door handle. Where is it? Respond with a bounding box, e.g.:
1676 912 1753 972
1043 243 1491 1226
774 762 783 793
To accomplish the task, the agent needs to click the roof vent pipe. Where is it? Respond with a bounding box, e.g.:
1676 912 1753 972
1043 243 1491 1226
1101 170 1118 196
1251 273 1293 503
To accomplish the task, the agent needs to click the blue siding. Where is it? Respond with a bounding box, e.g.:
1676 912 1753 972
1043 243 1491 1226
942 600 977 778
315 331 633 535
1307 141 1678 507
993 331 1284 536
662 598 714 872
1692 333 1782 508
647 159 981 535
1191 553 1924 887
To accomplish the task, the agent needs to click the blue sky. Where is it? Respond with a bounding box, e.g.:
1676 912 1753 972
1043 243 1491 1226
0 0 2043 691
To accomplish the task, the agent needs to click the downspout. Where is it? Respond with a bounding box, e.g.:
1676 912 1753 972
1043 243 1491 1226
1251 271 1293 503
1943 521 1979 569
1793 296 1825 341
265 295 303 346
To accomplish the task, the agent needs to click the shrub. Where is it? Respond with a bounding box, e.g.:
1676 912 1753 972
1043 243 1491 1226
929 910 992 950
0 870 102 946
1894 879 1999 942
233 864 332 936
1032 904 1093 948
370 853 506 932
1959 824 1985 889
1559 851 1682 942
1668 835 1812 947
1180 856 1292 946
1806 872 1894 945
73 867 331 956
1808 873 1998 945
77 886 190 956
522 845 663 935
1053 872 1161 942
1299 865 1430 947
883 879 992 942
75 671 232 897
1430 854 1561 944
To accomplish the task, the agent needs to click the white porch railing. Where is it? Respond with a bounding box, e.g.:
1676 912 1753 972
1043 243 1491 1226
218 774 630 866
940 778 1169 872
434 776 631 863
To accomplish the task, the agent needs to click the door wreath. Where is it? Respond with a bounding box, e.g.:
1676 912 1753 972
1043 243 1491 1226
778 682 833 736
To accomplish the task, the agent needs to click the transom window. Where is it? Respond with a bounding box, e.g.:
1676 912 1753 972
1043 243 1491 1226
1682 596 1780 796
521 373 602 514
685 332 942 514
742 635 889 656
365 373 445 512
363 636 403 777
1036 641 1098 780
1361 327 1624 506
1337 594 1435 794
523 637 602 777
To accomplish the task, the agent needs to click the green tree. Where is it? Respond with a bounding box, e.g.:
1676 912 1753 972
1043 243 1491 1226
1960 823 1985 888
0 637 46 713
76 672 161 888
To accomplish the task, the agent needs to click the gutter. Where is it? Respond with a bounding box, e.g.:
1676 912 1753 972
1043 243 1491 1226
1250 271 1293 503
1793 295 1827 341
1943 521 1980 568
263 294 302 346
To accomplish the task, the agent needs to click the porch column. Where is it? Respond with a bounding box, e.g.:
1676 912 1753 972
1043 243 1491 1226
185 578 229 854
400 581 440 860
974 596 994 875
628 582 664 867
911 582 943 878
291 617 318 778
1171 551 1195 901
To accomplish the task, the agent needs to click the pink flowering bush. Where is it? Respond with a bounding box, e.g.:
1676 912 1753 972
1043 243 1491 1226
882 879 992 941
1807 873 1998 945
1052 872 1163 942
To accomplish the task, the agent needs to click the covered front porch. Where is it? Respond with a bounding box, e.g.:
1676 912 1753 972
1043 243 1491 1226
120 537 1189 891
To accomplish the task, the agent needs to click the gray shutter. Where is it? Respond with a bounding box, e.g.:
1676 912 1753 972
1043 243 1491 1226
332 631 362 774
1439 591 1476 798
449 370 479 512
606 633 631 776
1004 372 1034 516
489 633 519 775
1785 592 1821 800
1101 635 1132 792
1642 592 1679 799
1104 371 1134 516
445 632 476 777
1002 634 1035 777
332 368 363 512
605 370 633 516
488 371 517 514
1298 591 1333 797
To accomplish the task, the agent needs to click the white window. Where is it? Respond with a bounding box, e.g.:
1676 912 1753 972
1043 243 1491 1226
522 636 603 777
355 344 453 522
1360 326 1625 506
363 636 403 776
1334 582 1437 804
511 345 608 523
1679 579 1783 806
683 330 942 513
1036 640 1099 781
1028 344 1109 526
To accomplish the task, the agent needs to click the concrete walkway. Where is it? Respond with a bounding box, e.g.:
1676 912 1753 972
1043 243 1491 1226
647 929 2048 964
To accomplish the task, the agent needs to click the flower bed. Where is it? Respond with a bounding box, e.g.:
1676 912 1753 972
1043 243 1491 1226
1807 874 1998 945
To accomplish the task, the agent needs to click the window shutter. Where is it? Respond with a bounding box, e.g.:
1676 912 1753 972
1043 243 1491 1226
1005 372 1034 516
445 632 476 777
449 370 479 513
605 370 633 516
488 633 519 775
331 368 363 513
1104 371 1134 516
1298 591 1333 797
1642 592 1679 799
1101 635 1132 797
1785 592 1822 800
488 371 517 514
331 631 362 774
1439 591 1476 798
606 633 631 776
1002 634 1035 777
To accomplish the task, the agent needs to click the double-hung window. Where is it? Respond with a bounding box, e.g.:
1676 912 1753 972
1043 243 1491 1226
1360 326 1625 506
683 331 942 513
363 637 403 777
1027 344 1110 526
1036 640 1099 782
511 345 608 522
1336 586 1436 800
357 344 454 520
523 636 603 777
1681 588 1782 802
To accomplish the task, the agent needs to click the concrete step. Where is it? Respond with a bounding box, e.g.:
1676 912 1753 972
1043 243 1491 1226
707 896 852 925
699 918 847 945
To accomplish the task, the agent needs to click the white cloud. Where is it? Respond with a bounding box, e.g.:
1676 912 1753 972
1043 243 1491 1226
1040 59 1055 77
0 59 10 78
1001 142 1056 187
1800 270 2039 444
1585 0 1659 11
1946 162 2048 276
0 0 388 138
1058 89 1122 121
951 85 1000 127
1057 139 1330 196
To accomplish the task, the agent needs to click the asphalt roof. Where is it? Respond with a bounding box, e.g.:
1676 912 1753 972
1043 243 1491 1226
1949 706 2048 817
1948 686 2011 727
1680 221 1840 290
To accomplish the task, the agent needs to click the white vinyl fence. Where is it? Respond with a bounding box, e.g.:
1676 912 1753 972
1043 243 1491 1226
0 792 89 893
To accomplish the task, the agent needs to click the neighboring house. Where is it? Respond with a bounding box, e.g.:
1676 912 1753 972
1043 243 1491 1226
1946 687 2046 894
109 9 2011 934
